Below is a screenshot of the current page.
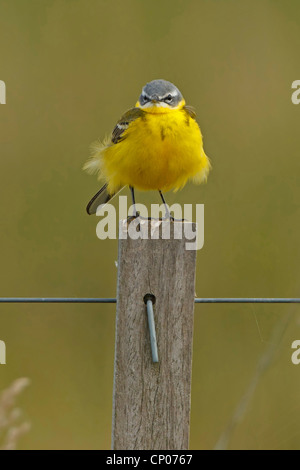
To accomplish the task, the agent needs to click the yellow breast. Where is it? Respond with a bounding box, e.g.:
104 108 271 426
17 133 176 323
102 105 210 193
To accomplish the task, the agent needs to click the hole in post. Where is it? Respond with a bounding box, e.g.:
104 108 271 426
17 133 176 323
143 293 156 305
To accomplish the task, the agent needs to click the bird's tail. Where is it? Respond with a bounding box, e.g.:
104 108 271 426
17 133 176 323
86 183 124 215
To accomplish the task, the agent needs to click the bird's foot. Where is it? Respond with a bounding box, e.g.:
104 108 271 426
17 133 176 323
126 211 140 224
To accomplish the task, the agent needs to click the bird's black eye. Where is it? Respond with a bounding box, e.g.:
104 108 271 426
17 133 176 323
143 95 149 102
165 94 172 102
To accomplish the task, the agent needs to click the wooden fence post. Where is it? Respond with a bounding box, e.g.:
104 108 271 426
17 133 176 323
112 219 197 450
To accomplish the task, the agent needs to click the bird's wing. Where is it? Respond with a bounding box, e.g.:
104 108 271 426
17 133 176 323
182 105 204 135
86 108 144 215
111 107 145 143
182 105 197 121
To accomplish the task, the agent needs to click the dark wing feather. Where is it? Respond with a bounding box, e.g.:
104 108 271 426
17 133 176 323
86 108 144 215
182 105 197 120
111 107 145 143
86 183 125 215
86 183 109 214
182 105 203 133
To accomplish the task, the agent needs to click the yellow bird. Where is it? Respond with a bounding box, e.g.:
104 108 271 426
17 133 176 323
84 79 211 215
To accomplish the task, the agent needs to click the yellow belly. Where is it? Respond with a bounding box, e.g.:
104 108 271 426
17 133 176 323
102 108 210 193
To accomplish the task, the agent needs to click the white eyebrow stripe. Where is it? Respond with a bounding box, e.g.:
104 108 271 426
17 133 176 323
161 91 178 99
139 101 182 109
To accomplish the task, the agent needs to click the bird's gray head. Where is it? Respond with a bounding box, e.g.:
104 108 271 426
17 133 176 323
137 79 184 109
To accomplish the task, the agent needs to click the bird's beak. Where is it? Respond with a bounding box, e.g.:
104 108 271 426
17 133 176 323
151 94 159 104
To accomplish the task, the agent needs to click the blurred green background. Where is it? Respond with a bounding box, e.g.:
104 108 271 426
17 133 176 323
1 0 300 450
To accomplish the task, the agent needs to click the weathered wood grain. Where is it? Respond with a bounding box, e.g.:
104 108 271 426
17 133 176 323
112 220 197 450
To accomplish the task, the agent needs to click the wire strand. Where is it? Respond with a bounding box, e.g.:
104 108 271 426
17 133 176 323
0 297 300 303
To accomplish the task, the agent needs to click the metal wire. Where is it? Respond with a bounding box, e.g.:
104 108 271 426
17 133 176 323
0 297 300 303
145 298 159 363
194 298 300 303
0 298 117 303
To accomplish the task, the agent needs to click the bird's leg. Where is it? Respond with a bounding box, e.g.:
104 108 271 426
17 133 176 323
159 190 174 220
127 186 139 221
130 186 136 214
